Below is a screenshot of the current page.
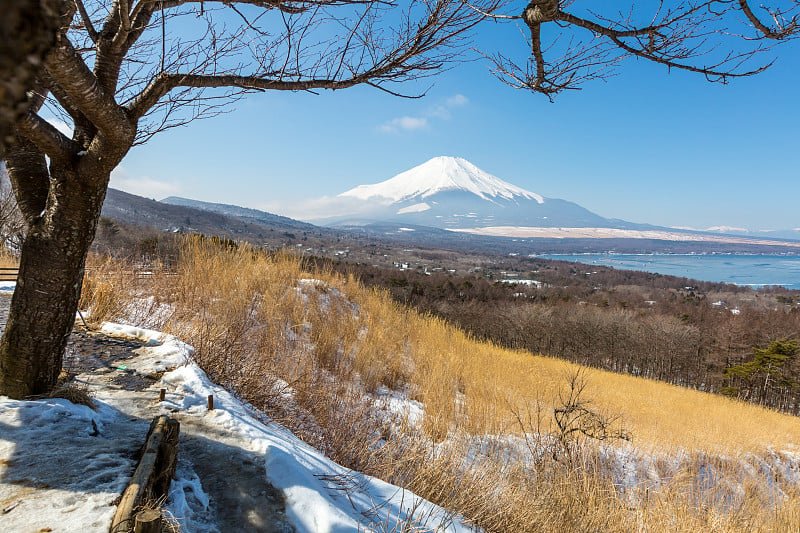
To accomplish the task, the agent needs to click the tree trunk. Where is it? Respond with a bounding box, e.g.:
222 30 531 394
0 0 61 154
0 162 109 398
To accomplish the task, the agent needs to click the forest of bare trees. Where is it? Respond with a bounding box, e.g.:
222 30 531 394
340 260 800 414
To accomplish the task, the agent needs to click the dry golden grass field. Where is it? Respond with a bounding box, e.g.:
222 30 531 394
80 238 800 532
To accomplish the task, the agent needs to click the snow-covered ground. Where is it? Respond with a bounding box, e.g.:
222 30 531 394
0 281 16 293
0 322 475 533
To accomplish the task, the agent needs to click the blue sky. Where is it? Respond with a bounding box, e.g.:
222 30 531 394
110 6 800 231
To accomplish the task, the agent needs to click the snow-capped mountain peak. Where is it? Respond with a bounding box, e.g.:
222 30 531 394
339 156 544 204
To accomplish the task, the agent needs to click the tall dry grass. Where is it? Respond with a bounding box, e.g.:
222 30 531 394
0 250 17 269
81 238 800 532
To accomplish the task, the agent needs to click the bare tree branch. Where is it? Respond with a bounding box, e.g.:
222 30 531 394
482 0 797 97
42 72 96 147
606 31 770 81
738 0 799 39
119 0 132 32
45 34 133 138
125 0 491 124
16 112 81 163
74 0 100 42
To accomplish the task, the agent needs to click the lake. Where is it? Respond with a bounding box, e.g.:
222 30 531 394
541 254 800 289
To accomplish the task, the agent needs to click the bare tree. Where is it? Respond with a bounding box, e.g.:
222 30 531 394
0 0 492 398
478 0 799 97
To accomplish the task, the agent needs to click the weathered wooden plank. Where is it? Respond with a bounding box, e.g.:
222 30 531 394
109 415 179 533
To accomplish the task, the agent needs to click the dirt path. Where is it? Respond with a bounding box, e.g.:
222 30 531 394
176 422 293 533
0 296 294 533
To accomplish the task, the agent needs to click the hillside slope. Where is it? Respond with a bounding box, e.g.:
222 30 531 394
73 244 800 532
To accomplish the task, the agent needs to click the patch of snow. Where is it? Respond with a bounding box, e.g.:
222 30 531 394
121 297 176 329
706 226 749 233
373 386 425 428
164 461 214 530
0 281 15 292
99 322 192 373
0 397 138 532
499 279 542 288
340 156 544 204
298 278 327 287
297 279 360 318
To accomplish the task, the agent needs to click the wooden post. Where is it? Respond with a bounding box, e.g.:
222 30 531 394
159 388 165 402
76 308 91 330
134 509 162 533
207 394 214 410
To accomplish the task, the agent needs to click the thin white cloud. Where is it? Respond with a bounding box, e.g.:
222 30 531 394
379 93 468 133
446 94 468 107
429 93 469 119
110 167 181 199
380 116 429 133
260 194 390 221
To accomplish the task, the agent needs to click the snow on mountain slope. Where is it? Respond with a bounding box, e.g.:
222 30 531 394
340 156 544 204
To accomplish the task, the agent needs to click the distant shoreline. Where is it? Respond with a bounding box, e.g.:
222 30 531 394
539 251 800 257
451 226 800 249
541 253 800 289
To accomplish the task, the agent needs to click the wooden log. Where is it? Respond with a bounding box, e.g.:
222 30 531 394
109 415 179 533
133 509 162 533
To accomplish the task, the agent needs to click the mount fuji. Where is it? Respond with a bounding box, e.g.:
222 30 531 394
153 156 800 252
316 156 637 230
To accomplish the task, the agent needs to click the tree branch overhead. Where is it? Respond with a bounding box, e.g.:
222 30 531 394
0 0 497 398
482 0 799 97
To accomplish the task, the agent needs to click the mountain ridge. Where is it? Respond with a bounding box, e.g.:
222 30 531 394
318 156 637 230
94 187 800 257
161 195 317 229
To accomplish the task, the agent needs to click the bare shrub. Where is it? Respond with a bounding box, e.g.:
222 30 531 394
552 370 630 463
40 381 96 409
